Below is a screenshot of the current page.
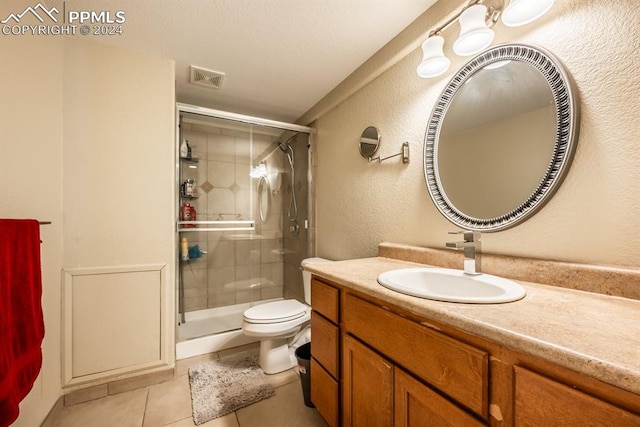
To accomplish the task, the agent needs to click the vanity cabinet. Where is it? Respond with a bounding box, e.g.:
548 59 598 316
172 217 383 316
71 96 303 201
310 279 340 427
310 275 640 426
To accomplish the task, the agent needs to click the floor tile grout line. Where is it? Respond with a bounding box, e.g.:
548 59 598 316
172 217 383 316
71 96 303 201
141 386 150 427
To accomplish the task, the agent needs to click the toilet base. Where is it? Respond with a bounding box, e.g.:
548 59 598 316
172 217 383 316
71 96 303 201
259 338 297 374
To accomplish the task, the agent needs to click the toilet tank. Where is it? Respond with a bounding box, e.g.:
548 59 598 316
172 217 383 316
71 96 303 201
301 257 331 305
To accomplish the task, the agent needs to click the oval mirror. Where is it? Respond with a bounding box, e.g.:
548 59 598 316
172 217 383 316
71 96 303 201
359 126 381 158
258 176 270 222
424 44 580 231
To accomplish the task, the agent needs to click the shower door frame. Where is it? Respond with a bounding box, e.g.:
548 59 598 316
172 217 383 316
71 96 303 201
174 102 314 336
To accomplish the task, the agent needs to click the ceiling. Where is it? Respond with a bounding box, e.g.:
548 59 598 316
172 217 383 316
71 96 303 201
65 0 438 123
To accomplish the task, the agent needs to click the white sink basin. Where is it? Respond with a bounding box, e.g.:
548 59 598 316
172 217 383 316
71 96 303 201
377 267 526 304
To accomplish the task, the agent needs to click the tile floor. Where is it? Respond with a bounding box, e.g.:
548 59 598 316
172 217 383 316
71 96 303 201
51 344 329 427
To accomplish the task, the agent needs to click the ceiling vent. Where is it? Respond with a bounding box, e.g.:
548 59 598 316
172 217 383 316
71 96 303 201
189 66 226 89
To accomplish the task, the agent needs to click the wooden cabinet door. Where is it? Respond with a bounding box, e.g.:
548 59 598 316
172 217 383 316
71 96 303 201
395 368 486 427
343 334 393 427
514 366 640 426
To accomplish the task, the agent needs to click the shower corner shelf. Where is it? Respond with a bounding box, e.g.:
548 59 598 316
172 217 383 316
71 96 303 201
180 192 200 199
180 156 199 162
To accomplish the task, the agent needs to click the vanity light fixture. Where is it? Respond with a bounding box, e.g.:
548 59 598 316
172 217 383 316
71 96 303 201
502 0 555 27
453 4 495 56
417 0 556 78
417 35 451 78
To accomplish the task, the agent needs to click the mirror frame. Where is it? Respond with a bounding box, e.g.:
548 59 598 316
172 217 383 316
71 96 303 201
424 44 580 232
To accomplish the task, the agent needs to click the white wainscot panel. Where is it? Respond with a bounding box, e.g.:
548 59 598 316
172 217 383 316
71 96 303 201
63 264 167 387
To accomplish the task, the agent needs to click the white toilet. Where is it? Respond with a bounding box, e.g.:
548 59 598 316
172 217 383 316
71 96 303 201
241 257 330 374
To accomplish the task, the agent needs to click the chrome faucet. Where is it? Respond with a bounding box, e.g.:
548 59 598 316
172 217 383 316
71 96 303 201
446 230 481 275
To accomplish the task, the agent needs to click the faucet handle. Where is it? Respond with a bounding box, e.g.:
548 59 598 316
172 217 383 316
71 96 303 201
448 230 480 242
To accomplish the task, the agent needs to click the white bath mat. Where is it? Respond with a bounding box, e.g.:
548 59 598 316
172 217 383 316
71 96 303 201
188 352 275 425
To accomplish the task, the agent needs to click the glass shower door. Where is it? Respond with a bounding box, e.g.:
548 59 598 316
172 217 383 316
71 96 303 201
176 111 309 347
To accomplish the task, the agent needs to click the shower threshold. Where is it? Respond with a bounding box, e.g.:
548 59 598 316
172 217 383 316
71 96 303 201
176 299 282 359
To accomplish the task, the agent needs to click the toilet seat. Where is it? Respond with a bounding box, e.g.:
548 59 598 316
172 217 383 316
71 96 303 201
243 299 307 324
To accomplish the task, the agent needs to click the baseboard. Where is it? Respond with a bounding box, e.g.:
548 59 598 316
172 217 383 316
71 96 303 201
63 367 175 407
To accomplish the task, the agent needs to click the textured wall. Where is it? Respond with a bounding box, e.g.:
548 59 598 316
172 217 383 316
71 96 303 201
314 0 640 268
0 18 64 427
62 39 175 270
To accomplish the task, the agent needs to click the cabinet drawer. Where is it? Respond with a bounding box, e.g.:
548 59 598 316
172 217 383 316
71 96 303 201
395 368 486 427
514 366 640 426
311 357 339 427
311 312 339 378
343 294 488 418
311 278 339 323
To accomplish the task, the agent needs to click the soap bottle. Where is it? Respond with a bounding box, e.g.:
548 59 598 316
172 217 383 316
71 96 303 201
180 139 189 158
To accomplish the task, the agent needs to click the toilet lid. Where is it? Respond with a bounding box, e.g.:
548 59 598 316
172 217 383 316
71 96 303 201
243 300 307 324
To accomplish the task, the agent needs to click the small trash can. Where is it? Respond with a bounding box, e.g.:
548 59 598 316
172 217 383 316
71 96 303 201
295 342 314 408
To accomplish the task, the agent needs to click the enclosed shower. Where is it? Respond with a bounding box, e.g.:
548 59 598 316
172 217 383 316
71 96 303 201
175 104 313 359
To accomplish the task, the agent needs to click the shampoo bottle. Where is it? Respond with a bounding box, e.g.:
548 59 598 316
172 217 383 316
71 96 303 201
181 237 189 261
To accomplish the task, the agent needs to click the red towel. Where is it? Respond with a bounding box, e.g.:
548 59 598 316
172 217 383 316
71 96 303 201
0 219 45 427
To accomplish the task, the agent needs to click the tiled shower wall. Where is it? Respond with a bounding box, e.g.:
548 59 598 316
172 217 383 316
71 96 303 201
179 122 286 312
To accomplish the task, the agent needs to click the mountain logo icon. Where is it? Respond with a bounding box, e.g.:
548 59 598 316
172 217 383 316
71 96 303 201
1 2 59 24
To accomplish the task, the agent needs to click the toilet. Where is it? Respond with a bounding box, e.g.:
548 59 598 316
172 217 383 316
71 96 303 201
241 257 330 374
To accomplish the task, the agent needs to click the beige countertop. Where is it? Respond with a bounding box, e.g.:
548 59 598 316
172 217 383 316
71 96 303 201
305 256 640 396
